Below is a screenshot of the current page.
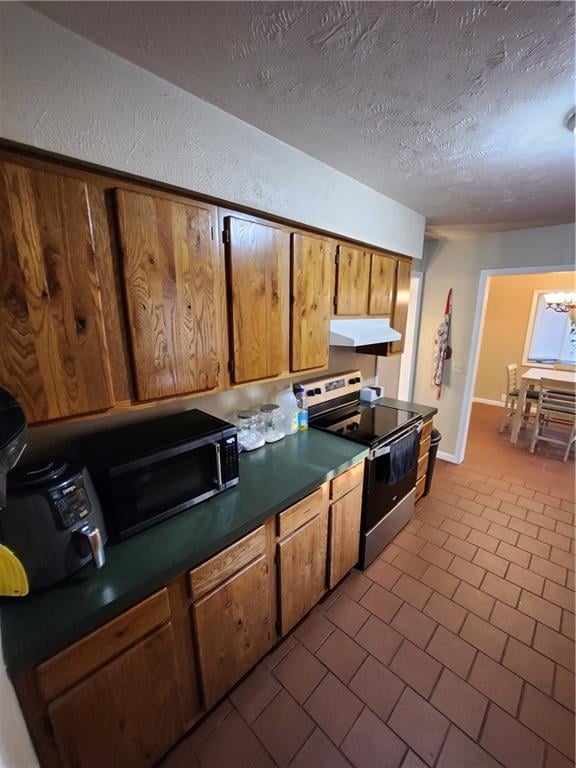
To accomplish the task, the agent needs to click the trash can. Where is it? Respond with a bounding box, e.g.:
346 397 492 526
423 428 442 497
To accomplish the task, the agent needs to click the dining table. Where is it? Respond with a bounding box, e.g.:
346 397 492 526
510 367 576 444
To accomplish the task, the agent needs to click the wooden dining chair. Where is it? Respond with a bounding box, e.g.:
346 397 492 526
529 379 576 461
499 364 537 433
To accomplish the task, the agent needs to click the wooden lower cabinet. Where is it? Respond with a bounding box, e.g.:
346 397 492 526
192 552 275 708
48 624 184 768
328 483 363 588
416 417 434 501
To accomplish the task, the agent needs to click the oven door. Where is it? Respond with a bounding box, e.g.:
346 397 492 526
105 438 227 538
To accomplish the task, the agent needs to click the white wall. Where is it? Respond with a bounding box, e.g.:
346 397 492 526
0 4 425 259
412 224 576 460
0 6 424 763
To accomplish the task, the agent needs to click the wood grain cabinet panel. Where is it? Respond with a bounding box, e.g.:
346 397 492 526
225 216 289 383
47 624 184 768
328 483 363 588
0 161 114 423
335 246 370 316
389 260 411 355
193 554 275 708
115 188 222 401
291 233 332 371
369 253 397 316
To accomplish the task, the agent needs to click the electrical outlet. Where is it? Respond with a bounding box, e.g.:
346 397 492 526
452 361 465 374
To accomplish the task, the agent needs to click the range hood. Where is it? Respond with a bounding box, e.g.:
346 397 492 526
329 318 401 347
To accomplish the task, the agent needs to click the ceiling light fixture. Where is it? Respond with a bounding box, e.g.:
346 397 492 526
566 109 576 134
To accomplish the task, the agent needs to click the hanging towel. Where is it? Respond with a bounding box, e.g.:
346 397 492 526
433 289 453 399
386 429 419 486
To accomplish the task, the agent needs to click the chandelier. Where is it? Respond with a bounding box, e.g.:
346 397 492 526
544 292 576 322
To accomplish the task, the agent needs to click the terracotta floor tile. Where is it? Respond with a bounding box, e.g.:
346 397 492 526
543 581 575 612
389 640 442 698
325 594 370 638
252 689 315 767
262 635 298 670
539 529 572 552
394 530 426 556
229 665 282 723
490 600 536 644
468 529 500 554
355 614 403 665
391 602 437 649
480 496 508 516
273 642 327 704
533 623 575 671
186 700 233 750
517 533 551 559
360 583 403 622
560 610 574 640
195 709 268 768
527 510 557 532
424 591 467 633
342 707 407 768
392 574 433 610
518 590 562 631
436 725 501 768
349 655 405 721
461 509 491 533
481 572 521 607
546 746 575 768
496 541 531 568
427 625 476 679
294 612 335 653
364 559 402 590
488 522 519 546
500 500 530 520
388 687 450 766
443 534 477 561
337 570 372 602
316 628 367 684
162 740 200 768
291 728 352 768
507 563 545 596
448 555 486 587
468 652 523 716
453 581 495 620
554 664 575 713
417 523 449 547
549 548 575 573
473 548 509 577
419 541 453 570
460 613 507 661
401 751 428 768
304 672 363 746
503 638 555 694
431 668 488 739
392 550 430 580
441 518 472 540
420 564 460 598
520 685 575 762
381 542 402 563
481 704 546 768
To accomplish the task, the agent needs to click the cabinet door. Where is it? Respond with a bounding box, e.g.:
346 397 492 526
225 217 289 383
389 260 411 355
291 234 332 371
328 484 363 588
115 189 222 400
278 513 327 635
193 554 275 708
368 253 396 316
48 624 184 768
335 246 370 315
0 162 114 422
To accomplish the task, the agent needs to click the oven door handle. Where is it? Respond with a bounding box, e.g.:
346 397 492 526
214 442 224 490
369 420 424 460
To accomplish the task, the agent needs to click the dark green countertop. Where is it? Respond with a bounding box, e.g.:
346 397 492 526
1 430 367 677
373 396 438 422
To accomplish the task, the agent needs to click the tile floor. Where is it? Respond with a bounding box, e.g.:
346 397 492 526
162 405 575 768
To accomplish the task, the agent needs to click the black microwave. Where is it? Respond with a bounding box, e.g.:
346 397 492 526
84 410 239 539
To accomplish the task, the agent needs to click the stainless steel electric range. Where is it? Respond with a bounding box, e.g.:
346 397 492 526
304 370 423 568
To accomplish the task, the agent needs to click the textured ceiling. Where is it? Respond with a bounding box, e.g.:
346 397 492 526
31 1 575 232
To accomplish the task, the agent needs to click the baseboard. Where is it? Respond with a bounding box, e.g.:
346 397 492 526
472 397 504 408
437 450 461 464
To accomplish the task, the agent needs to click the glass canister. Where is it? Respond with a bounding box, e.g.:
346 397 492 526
259 404 285 443
236 410 265 452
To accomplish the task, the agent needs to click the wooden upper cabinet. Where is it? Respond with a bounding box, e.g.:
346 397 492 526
225 216 289 383
334 245 370 315
291 233 333 372
389 260 412 355
368 253 397 316
0 161 115 423
47 623 184 768
115 189 222 401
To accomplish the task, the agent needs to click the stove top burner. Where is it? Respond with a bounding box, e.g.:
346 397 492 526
310 400 421 447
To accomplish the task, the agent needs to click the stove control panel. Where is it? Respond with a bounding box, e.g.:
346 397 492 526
297 370 363 409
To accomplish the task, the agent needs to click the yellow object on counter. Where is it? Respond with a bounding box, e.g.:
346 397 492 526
0 544 29 597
